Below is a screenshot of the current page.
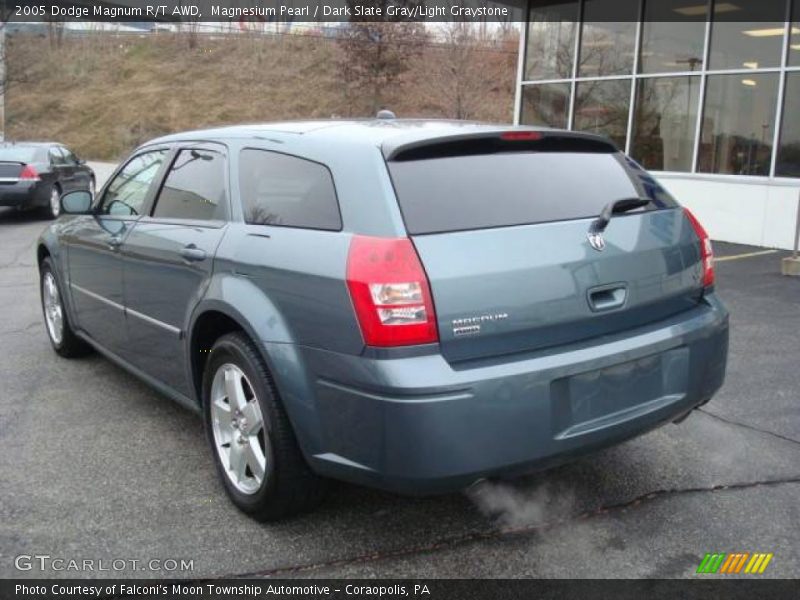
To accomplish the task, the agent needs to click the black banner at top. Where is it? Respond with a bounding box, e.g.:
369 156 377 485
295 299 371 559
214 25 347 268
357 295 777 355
2 0 797 23
6 0 524 22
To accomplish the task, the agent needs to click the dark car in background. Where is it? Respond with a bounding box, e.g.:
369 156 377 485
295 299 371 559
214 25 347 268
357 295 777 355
36 120 729 521
0 142 95 219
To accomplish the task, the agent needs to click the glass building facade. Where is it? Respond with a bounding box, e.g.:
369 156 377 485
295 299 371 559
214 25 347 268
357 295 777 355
517 0 800 179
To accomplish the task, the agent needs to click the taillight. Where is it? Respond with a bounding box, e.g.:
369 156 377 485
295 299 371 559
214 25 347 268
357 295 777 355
19 165 40 181
684 208 715 288
346 235 438 347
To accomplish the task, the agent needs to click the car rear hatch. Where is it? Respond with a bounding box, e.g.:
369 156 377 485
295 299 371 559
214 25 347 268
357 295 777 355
384 131 706 364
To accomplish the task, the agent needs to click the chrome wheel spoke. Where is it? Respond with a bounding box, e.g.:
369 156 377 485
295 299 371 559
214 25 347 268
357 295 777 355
210 395 233 444
224 367 247 412
241 400 263 435
229 439 247 483
244 437 266 482
216 424 233 446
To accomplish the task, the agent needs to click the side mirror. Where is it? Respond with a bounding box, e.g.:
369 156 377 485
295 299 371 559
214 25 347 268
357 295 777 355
61 190 93 215
76 158 86 166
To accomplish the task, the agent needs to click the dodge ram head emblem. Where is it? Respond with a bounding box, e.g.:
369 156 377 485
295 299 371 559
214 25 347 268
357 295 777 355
587 231 606 252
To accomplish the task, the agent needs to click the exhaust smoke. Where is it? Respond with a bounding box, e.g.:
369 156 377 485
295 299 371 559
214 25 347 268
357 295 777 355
466 479 576 529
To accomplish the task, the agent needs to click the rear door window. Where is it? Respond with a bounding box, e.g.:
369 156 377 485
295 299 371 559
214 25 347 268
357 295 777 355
387 151 677 235
152 149 227 221
239 149 341 230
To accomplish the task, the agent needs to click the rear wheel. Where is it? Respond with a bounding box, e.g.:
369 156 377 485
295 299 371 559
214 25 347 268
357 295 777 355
202 332 326 520
42 185 61 219
40 258 91 357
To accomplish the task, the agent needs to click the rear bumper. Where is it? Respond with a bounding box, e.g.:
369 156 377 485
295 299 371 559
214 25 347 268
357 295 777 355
0 182 46 209
297 295 729 494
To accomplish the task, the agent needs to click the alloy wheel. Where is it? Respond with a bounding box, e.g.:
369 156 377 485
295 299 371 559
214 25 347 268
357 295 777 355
42 272 64 345
210 363 268 495
50 188 60 218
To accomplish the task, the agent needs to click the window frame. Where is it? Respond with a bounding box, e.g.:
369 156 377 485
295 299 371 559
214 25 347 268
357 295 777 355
145 144 231 228
237 147 343 233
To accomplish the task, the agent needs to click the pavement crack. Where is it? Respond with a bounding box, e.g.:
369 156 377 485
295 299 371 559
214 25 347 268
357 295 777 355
0 321 40 336
0 243 35 270
698 408 800 446
235 475 800 578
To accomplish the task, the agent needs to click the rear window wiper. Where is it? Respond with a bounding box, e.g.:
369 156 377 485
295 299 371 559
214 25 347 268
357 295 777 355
589 197 652 234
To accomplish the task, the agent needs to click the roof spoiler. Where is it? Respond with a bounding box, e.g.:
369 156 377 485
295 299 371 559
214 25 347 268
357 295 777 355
384 130 618 162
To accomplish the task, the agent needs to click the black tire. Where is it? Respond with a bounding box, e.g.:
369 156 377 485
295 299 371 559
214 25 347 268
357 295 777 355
202 332 327 521
39 257 92 358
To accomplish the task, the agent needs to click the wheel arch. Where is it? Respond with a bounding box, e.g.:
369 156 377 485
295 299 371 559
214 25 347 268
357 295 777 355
37 243 51 267
187 287 325 459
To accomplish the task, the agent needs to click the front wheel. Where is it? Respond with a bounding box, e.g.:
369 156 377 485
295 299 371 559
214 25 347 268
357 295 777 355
202 332 327 521
40 258 92 357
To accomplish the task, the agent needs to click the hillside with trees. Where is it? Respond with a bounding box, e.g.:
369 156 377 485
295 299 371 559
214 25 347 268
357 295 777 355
5 25 518 160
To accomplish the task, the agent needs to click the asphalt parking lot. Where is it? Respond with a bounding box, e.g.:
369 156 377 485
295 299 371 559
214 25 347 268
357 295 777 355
0 196 798 579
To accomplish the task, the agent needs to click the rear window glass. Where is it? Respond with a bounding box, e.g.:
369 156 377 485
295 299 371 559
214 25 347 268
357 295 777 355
0 147 42 162
387 152 677 235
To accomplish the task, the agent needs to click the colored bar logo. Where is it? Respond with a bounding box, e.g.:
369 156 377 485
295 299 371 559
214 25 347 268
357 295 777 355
696 552 774 574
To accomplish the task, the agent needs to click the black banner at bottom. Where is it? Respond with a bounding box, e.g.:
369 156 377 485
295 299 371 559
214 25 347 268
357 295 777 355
2 579 799 600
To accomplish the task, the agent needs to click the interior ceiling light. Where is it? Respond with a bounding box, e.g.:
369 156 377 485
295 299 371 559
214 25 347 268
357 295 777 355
743 27 799 37
674 2 739 16
742 61 759 69
741 79 757 86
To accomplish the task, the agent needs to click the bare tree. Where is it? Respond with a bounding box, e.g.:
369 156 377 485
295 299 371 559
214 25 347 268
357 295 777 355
176 0 201 48
336 2 427 115
416 23 495 120
414 23 517 122
47 18 65 49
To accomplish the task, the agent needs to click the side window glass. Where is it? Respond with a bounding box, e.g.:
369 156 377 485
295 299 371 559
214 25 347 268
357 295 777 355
239 149 341 230
99 150 168 217
49 148 66 166
152 149 226 221
61 147 78 164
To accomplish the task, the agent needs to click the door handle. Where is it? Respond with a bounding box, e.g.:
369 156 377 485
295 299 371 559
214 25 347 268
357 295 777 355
588 284 627 312
180 244 207 262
